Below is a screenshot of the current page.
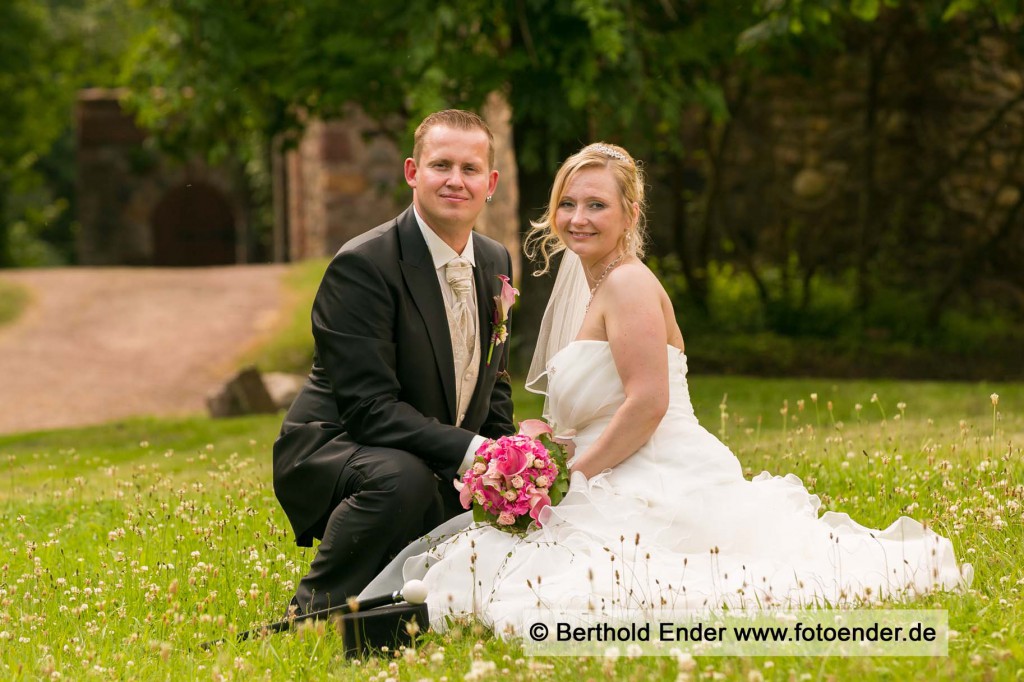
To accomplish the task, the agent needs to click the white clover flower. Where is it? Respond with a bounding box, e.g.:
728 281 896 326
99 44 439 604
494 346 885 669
675 652 696 672
464 659 497 682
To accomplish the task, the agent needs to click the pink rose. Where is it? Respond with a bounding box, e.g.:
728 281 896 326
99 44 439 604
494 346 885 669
497 512 516 526
480 460 505 489
472 461 487 475
510 474 524 489
535 475 549 488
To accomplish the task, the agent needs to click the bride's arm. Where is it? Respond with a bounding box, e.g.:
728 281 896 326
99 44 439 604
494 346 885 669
570 265 669 478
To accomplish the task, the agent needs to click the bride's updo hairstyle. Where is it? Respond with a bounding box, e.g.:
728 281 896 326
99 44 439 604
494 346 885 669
525 142 647 275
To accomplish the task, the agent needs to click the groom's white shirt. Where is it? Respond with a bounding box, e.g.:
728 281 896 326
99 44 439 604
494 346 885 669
414 207 488 475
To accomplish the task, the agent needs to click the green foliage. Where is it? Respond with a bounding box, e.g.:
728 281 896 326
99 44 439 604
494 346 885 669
0 1 61 266
649 256 1024 378
5 0 1019 367
851 0 883 21
0 0 143 267
943 0 1024 24
0 279 30 328
118 0 764 174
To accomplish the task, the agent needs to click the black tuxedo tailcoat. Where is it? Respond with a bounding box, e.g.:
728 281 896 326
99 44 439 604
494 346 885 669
273 206 516 546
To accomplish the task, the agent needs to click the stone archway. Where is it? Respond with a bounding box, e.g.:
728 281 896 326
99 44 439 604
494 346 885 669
150 182 236 266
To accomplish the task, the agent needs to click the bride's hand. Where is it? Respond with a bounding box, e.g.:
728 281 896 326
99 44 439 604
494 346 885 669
569 456 597 480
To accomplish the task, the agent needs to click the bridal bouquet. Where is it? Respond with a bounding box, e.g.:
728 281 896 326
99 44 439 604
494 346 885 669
456 420 569 533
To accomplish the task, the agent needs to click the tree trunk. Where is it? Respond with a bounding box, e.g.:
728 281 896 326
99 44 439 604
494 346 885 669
926 183 1024 325
853 14 903 313
670 157 709 314
477 90 522 286
270 134 289 263
854 43 883 314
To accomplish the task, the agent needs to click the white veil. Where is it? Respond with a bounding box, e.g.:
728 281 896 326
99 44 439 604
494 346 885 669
525 249 590 415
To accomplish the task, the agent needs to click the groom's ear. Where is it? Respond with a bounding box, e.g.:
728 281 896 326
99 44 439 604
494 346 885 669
487 169 499 197
404 158 419 189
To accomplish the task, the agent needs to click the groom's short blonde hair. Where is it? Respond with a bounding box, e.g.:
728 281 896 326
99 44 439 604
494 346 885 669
413 110 495 170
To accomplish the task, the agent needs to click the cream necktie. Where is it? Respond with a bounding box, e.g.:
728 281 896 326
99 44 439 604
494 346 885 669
445 257 475 369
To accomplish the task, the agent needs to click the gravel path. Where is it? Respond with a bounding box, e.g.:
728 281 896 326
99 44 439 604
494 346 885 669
0 265 289 435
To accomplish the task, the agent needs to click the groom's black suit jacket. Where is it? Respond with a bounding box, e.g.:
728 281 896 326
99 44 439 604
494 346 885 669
273 206 516 546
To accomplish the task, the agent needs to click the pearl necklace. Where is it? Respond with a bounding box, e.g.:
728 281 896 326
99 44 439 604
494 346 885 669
585 252 625 312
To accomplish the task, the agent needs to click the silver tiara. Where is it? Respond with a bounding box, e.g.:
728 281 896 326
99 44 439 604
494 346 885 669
592 144 629 163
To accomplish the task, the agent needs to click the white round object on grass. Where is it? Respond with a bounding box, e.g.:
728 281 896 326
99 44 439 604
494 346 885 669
401 579 428 604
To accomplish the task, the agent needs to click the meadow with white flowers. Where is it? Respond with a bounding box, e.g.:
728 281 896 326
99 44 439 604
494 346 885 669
0 377 1020 680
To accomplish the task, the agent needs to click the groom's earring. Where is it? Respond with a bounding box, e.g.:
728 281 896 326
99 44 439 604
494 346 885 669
485 195 493 203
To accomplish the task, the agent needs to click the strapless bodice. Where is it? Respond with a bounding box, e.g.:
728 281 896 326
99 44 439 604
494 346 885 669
546 340 696 438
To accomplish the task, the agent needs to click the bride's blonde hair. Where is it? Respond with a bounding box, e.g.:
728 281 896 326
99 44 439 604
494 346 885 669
525 142 647 275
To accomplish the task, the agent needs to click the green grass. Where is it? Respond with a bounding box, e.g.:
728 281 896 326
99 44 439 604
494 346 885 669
237 258 330 375
2 260 1021 679
0 376 1021 680
0 278 30 328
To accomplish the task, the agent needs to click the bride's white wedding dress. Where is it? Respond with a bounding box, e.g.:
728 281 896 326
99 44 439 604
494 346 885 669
367 340 970 635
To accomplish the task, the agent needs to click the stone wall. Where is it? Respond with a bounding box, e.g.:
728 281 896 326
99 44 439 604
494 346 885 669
284 98 522 284
284 109 406 261
75 89 249 266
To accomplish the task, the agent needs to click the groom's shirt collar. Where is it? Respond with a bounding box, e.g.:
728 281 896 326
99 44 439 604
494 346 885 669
413 206 476 269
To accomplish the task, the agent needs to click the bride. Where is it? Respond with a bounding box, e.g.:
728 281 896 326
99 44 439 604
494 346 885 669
362 142 970 634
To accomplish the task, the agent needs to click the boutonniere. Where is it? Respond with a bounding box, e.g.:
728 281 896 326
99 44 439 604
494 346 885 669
487 274 519 366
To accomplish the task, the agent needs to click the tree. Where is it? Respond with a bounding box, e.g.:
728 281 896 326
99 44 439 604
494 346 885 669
119 0 1024 351
119 1 759 319
736 0 1024 329
0 1 63 266
0 0 142 267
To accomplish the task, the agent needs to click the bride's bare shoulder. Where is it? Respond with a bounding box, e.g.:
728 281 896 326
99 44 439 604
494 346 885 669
604 260 663 299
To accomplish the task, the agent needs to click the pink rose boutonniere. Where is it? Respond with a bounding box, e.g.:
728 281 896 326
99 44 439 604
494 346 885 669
486 274 519 366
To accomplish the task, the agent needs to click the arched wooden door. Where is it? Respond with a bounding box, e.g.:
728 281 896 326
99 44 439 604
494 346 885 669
151 182 236 266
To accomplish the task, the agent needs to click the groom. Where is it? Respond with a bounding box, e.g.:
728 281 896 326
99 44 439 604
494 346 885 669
273 109 516 614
